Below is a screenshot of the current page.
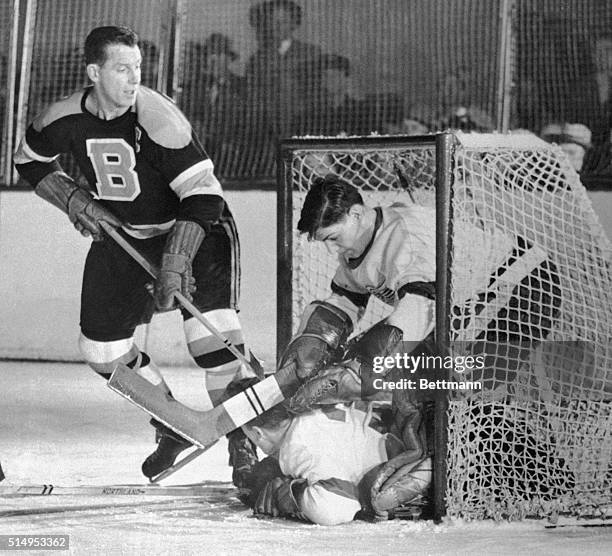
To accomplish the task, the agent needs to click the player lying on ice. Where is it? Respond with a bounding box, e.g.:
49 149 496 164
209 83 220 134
13 25 258 484
233 377 432 525
231 172 562 523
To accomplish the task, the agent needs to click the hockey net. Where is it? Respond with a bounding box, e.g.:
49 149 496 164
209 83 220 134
277 132 612 520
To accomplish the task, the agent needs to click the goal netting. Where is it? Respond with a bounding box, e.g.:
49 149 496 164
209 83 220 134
277 132 612 520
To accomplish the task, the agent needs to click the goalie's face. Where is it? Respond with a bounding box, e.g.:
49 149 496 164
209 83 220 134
314 205 364 258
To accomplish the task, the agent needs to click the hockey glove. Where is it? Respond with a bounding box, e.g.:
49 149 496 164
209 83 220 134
287 364 363 414
280 301 353 382
240 456 285 508
369 455 432 521
155 220 205 311
253 476 307 519
35 171 122 241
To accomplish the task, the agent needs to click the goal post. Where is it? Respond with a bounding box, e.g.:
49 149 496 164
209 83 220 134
276 131 612 521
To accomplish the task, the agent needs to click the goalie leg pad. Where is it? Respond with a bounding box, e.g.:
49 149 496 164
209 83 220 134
280 301 353 382
368 455 433 520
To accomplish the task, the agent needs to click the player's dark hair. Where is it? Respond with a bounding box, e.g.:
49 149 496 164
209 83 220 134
298 176 364 239
85 26 139 65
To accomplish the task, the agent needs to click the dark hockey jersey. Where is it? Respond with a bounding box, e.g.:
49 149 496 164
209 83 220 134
14 86 224 238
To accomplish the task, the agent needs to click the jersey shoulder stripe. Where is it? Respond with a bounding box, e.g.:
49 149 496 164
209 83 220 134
33 90 85 131
135 86 192 149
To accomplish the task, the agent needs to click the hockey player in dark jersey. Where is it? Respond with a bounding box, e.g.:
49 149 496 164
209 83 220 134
13 26 257 483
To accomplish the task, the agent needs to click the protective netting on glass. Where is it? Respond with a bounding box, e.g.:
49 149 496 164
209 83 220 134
278 132 612 520
445 132 612 519
5 0 612 188
286 140 437 337
176 0 502 183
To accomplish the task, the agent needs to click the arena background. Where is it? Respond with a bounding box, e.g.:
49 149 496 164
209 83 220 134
0 0 611 365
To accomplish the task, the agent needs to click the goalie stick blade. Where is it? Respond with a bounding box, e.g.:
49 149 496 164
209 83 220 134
108 362 299 446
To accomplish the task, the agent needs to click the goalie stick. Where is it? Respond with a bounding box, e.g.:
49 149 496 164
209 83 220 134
108 359 299 448
98 221 263 380
149 446 210 483
0 496 239 519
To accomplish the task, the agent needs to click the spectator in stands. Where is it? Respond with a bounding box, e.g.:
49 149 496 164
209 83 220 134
541 122 592 172
295 54 369 136
39 45 86 105
245 0 326 172
382 118 429 136
184 34 246 172
139 40 159 88
586 30 612 146
407 68 495 133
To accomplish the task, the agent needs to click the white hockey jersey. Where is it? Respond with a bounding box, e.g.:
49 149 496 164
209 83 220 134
277 403 402 525
330 203 533 343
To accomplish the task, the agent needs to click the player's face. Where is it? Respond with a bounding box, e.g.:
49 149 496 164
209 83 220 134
91 44 142 111
314 213 361 258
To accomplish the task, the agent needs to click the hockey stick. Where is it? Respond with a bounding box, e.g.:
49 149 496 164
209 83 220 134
149 446 209 483
0 481 231 497
0 496 240 519
98 221 262 379
109 359 299 448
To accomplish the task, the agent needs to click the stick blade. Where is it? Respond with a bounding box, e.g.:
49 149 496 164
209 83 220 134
108 364 222 447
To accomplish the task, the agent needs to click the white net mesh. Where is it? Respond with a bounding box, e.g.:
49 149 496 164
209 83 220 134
280 132 612 520
446 133 612 519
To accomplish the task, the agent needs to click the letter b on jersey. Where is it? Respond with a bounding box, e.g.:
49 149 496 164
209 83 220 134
86 139 141 201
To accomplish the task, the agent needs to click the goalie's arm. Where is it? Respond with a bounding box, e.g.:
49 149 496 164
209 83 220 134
254 448 361 525
279 282 367 382
296 478 362 525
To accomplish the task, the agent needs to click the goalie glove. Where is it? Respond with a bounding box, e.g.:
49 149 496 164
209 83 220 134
35 171 122 241
279 301 353 382
155 220 205 311
238 456 284 509
369 455 432 521
253 476 308 520
287 364 363 414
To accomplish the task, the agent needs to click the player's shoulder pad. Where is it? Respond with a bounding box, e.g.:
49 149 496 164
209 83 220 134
135 86 192 149
32 90 85 131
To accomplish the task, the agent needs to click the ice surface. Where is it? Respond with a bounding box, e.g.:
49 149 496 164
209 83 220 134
1 362 611 555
